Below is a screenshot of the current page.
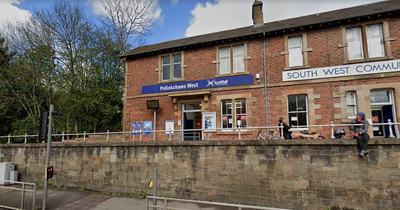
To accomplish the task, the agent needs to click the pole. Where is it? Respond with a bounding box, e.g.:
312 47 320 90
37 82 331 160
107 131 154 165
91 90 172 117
153 167 157 210
153 110 156 142
43 104 53 210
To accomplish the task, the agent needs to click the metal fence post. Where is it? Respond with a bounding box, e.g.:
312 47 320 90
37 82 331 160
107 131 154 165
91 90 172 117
330 121 335 139
33 183 37 210
153 167 157 210
201 128 204 141
238 126 242 140
280 123 284 139
21 183 25 209
107 130 110 143
388 119 395 138
24 133 27 144
168 129 172 141
83 131 86 143
140 129 143 142
7 134 10 144
62 132 65 143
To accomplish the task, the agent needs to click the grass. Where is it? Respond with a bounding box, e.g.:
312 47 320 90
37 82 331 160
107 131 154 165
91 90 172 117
79 187 86 191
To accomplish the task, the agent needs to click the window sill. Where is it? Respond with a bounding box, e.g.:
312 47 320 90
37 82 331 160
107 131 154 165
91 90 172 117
284 66 310 71
158 79 185 84
215 72 250 78
343 56 394 65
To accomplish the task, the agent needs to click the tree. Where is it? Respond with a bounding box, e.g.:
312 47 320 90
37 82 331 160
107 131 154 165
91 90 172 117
99 0 157 55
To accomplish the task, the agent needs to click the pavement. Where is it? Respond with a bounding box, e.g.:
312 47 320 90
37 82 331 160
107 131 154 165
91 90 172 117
32 188 237 210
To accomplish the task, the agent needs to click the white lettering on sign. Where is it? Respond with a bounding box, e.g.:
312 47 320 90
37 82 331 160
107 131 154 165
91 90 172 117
283 59 400 81
206 79 228 87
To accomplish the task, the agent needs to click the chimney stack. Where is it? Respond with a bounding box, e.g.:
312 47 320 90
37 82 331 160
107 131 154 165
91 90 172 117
252 0 264 26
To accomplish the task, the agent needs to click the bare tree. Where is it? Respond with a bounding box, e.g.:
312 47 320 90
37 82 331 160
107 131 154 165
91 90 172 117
99 0 158 54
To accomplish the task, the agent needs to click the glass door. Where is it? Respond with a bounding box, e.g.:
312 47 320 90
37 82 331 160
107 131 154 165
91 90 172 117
370 90 398 138
182 102 202 141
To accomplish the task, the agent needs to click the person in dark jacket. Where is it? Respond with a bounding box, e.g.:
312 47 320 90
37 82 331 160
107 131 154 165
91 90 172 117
278 117 320 139
349 112 370 157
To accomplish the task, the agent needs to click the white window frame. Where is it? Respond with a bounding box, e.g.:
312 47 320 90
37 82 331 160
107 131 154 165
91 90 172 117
346 27 364 60
235 99 247 130
221 100 233 131
216 44 247 75
287 95 308 128
288 36 304 67
160 54 183 82
366 24 385 59
346 91 357 119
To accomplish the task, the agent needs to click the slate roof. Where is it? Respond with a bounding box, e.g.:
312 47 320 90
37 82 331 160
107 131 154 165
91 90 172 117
121 0 400 58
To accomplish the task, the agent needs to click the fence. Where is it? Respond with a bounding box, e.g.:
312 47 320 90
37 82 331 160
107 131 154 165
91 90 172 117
0 180 37 210
146 196 292 210
1 120 399 143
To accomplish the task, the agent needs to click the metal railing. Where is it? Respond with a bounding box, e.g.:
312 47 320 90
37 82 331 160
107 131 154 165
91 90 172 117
0 180 37 210
146 196 292 210
0 120 399 143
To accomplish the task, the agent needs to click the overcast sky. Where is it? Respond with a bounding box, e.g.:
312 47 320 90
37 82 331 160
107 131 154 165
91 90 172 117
0 0 388 44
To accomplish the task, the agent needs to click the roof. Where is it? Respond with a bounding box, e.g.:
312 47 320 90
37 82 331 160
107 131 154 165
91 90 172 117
121 0 400 58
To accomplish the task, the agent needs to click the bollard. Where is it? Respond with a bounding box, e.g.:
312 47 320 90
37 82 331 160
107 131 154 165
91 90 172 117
62 132 65 143
388 119 395 138
330 121 335 139
168 129 172 141
24 133 27 144
83 131 86 143
107 130 110 143
280 123 284 139
7 134 10 144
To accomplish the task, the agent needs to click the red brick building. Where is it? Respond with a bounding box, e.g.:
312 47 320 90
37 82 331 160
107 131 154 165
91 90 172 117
121 0 400 141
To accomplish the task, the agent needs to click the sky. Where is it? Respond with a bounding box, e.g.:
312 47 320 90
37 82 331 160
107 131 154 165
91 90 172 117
0 0 388 46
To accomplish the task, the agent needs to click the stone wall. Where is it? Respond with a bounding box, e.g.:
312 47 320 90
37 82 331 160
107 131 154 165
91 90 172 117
1 139 400 210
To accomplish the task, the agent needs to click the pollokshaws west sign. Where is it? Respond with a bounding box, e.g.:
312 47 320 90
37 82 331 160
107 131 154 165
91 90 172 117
142 74 253 94
283 59 400 81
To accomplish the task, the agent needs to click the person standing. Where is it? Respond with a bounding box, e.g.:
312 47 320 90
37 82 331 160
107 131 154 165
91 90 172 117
349 112 370 157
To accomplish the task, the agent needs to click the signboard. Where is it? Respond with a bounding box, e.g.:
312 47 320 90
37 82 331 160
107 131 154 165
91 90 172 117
131 122 143 136
283 59 400 81
165 120 174 135
203 112 216 132
142 75 254 94
144 121 152 136
147 100 160 109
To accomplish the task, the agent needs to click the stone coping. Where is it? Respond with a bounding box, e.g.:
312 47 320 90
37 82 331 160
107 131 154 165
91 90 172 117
0 138 399 148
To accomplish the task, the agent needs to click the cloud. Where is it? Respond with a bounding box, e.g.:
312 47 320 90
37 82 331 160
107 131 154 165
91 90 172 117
86 0 163 23
185 0 387 37
171 0 179 5
0 0 31 28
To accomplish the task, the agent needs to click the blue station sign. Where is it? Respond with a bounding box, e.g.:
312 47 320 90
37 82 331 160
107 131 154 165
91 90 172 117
142 74 254 94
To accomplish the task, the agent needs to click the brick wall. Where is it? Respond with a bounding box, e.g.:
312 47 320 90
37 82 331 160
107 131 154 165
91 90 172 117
1 140 400 210
124 15 400 140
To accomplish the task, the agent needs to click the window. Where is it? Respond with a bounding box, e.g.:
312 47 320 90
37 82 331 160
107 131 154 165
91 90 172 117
370 90 391 104
221 100 233 129
344 23 388 61
288 36 304 67
161 54 182 81
288 95 308 126
217 44 246 75
346 91 357 119
282 34 311 70
235 99 247 128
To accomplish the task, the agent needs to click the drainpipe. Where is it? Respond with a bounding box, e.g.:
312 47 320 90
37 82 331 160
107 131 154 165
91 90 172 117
263 32 268 129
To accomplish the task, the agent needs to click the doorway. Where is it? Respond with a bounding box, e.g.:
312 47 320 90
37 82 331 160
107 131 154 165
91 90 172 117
370 90 398 138
182 102 202 141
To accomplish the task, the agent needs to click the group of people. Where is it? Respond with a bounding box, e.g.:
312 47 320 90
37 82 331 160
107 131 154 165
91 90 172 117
278 112 370 157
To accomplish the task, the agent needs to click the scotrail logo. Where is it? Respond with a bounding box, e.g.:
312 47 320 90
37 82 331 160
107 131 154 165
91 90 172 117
206 79 228 87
